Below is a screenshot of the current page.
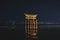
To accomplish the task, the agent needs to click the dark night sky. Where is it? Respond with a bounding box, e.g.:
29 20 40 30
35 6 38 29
0 0 60 23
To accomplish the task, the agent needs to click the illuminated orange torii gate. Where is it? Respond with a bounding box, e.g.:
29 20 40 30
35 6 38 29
24 13 38 39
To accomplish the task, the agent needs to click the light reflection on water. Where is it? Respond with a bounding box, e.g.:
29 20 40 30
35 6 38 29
3 24 60 40
1 24 60 40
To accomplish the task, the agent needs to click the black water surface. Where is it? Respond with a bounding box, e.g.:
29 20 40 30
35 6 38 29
0 24 60 40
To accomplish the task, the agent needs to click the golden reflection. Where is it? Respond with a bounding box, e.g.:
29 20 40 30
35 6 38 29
24 13 38 39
